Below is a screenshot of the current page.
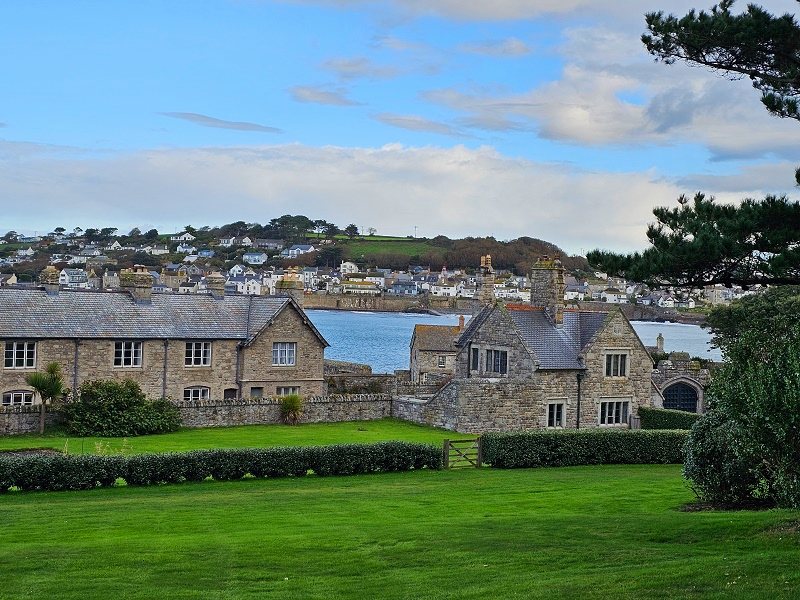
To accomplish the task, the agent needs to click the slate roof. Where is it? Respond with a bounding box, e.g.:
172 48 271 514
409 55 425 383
411 324 462 352
0 288 329 347
456 303 609 370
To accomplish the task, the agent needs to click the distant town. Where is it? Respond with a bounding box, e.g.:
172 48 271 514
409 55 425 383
0 218 756 310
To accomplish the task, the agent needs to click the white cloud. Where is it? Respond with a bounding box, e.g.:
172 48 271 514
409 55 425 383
0 141 725 253
373 113 464 136
289 85 361 106
323 57 399 80
459 37 530 57
159 112 282 133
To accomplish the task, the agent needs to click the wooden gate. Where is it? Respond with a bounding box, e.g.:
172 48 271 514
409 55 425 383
443 437 482 469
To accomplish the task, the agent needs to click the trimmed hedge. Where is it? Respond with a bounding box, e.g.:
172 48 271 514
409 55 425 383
482 429 688 469
639 407 701 430
0 442 442 492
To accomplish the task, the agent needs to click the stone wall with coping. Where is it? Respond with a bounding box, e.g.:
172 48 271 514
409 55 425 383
174 394 391 428
0 405 62 435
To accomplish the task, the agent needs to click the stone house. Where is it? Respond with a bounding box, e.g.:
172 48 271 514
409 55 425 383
0 270 329 407
399 258 652 433
409 317 465 385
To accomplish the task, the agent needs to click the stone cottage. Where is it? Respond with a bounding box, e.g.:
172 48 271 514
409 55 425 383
397 258 652 432
0 269 328 407
409 316 465 385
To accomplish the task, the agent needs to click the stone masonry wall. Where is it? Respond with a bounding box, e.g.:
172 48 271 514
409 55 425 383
0 405 62 435
174 394 390 428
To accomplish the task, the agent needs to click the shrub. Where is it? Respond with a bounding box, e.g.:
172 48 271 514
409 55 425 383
639 407 701 430
279 394 304 425
482 429 688 469
0 442 441 493
62 379 182 437
683 411 763 506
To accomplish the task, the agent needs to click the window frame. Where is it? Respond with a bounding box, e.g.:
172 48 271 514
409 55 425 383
599 399 630 426
4 340 36 369
2 390 34 406
183 386 210 401
185 341 212 367
272 342 297 366
114 341 143 368
470 347 479 371
485 349 508 375
276 386 300 397
547 402 565 428
604 352 629 378
437 355 447 369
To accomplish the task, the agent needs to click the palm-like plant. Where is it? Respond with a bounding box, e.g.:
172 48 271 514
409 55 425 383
25 362 67 434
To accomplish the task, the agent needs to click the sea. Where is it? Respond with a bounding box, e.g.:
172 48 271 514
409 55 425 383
306 310 721 374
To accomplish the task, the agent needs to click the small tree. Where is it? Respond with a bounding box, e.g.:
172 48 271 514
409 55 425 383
343 224 359 239
25 362 67 434
279 394 304 425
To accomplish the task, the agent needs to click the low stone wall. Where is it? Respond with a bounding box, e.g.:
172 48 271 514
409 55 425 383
326 374 395 394
0 405 62 435
304 293 476 314
174 394 392 428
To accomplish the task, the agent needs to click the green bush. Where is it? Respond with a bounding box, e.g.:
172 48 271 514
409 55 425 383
63 379 182 437
0 442 442 493
482 429 688 469
683 411 763 506
639 407 701 430
279 394 304 425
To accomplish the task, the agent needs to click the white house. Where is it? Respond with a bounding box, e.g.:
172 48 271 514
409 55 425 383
340 261 359 275
59 268 90 289
243 252 269 265
176 243 197 254
170 232 196 242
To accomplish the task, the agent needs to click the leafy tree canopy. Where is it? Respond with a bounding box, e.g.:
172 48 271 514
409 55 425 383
588 193 800 288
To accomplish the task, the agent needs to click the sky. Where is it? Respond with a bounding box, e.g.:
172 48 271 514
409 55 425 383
1 0 798 254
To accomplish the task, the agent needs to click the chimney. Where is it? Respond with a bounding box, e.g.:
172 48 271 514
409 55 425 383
205 271 226 298
476 254 495 306
39 265 60 295
530 256 565 326
120 265 154 304
458 315 465 330
656 333 664 353
275 268 304 306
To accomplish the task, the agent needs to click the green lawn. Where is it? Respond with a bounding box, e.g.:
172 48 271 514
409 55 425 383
0 418 452 455
1 465 799 599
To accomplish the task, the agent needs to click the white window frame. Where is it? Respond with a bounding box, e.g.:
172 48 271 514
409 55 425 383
437 355 447 368
272 342 297 366
183 386 210 401
4 341 36 369
276 386 300 397
547 401 565 428
604 352 629 378
114 341 142 367
2 390 34 406
599 399 630 426
185 341 212 367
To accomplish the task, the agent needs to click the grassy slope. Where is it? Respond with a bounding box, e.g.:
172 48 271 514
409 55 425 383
1 465 799 599
0 419 452 454
342 239 443 258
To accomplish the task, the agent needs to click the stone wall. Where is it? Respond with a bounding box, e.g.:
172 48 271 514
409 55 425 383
174 394 391 428
303 293 476 314
0 405 62 435
325 374 395 394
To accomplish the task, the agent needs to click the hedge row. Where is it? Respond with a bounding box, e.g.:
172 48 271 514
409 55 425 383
482 429 688 469
0 441 442 492
638 407 701 430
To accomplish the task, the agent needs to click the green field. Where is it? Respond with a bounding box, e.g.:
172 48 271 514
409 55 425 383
2 465 799 599
0 419 452 455
342 239 443 258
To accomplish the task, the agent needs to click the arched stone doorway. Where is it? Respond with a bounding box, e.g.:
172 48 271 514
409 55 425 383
663 382 699 413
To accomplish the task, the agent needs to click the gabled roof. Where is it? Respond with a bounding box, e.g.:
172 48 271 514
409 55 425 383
411 324 462 352
456 302 610 370
0 288 329 347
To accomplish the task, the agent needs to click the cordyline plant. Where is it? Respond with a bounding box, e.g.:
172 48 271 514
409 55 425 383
24 362 67 434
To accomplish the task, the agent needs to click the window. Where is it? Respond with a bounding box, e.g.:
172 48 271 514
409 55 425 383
437 355 447 368
272 342 296 366
547 402 565 428
600 400 630 425
185 342 211 366
250 387 264 398
485 349 508 375
4 341 36 369
114 341 142 367
2 391 34 406
470 347 479 371
223 388 238 400
276 386 300 397
605 353 627 377
183 386 210 401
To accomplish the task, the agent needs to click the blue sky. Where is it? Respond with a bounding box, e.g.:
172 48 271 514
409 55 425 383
1 0 798 253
